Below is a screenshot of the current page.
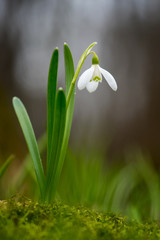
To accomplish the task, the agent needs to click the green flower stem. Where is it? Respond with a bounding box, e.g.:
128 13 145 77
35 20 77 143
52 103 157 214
66 81 75 108
66 42 97 108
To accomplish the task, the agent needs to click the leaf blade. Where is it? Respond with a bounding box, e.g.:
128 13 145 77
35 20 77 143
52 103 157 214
46 88 66 202
47 48 59 166
12 97 45 198
64 43 75 152
64 43 75 96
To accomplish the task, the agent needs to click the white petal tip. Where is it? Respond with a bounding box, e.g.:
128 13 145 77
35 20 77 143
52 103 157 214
86 81 99 93
87 89 96 93
113 85 118 91
99 67 118 92
77 83 84 90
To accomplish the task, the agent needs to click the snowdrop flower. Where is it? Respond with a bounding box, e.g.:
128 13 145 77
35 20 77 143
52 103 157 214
77 53 117 93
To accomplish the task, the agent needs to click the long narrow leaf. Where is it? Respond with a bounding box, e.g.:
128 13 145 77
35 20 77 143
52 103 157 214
0 155 14 179
46 88 66 202
8 133 47 196
12 97 45 198
64 43 75 148
49 43 75 198
64 43 74 95
47 48 59 167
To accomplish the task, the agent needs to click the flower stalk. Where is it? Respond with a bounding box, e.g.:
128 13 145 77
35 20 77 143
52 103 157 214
66 42 97 107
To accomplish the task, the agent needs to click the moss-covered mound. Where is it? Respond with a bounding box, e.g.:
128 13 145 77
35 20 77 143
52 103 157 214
0 196 160 240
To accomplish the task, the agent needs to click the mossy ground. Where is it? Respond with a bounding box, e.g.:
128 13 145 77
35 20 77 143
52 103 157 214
0 196 160 240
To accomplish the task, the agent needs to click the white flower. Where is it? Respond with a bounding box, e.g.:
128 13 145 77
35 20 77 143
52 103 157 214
77 65 117 93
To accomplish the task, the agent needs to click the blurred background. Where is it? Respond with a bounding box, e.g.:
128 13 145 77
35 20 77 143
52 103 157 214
1 0 160 161
0 0 160 220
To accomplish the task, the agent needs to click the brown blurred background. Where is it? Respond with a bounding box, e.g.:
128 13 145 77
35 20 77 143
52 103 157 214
0 0 160 163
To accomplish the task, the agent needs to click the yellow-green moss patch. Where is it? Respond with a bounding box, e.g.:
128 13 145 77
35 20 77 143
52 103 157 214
0 196 160 240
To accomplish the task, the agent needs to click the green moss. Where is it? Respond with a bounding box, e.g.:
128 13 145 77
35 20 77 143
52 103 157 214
0 196 160 240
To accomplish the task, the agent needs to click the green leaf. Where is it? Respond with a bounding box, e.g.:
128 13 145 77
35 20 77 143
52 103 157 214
12 97 45 199
46 88 66 202
64 43 74 96
47 48 59 167
64 43 75 145
8 133 47 197
0 155 14 179
48 43 75 200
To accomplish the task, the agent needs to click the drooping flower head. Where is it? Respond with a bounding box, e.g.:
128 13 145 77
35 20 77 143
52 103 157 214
77 53 117 93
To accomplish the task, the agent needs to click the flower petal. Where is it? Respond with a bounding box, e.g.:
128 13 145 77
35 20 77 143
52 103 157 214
86 81 99 93
77 66 94 90
99 67 117 91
